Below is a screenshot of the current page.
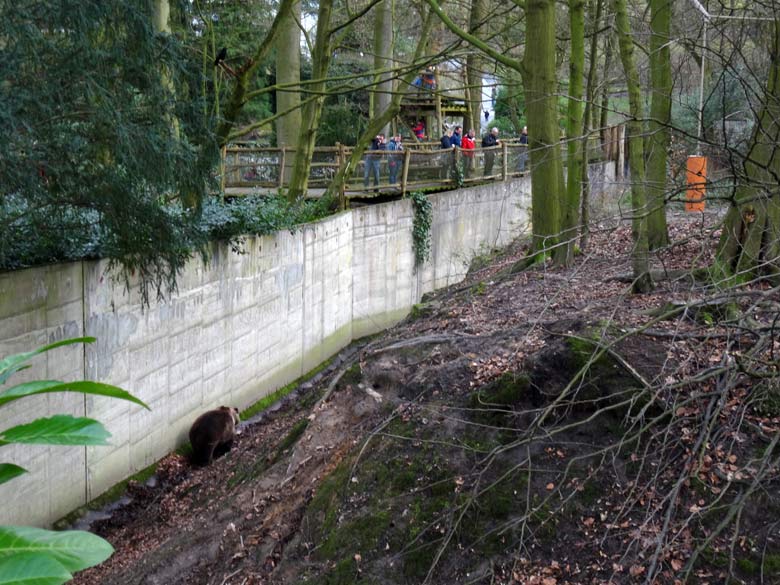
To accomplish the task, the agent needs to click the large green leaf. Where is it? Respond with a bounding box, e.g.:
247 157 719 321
0 381 148 410
0 527 113 573
0 416 110 446
0 552 72 585
0 465 26 486
0 338 96 386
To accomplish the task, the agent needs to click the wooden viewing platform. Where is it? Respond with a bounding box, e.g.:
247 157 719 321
219 131 618 200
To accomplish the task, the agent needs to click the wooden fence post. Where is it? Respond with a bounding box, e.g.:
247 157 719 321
220 145 227 199
501 141 508 181
278 147 286 190
337 142 347 209
401 148 411 197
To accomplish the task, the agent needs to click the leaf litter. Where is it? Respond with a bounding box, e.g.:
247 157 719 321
70 210 780 584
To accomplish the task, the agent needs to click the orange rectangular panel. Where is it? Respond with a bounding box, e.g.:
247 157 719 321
686 155 707 212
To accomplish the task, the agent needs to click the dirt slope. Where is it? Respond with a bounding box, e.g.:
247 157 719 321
71 213 780 585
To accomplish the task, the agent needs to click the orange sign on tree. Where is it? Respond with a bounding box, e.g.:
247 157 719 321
685 155 707 212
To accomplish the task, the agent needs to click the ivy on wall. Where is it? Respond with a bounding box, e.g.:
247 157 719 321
409 191 432 269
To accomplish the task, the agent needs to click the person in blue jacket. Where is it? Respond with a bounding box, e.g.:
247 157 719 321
364 134 385 188
387 135 404 184
451 125 462 148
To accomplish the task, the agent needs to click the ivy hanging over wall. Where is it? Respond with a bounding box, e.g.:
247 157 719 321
409 191 432 269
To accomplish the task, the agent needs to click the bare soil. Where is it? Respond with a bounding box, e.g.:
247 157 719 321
71 211 780 585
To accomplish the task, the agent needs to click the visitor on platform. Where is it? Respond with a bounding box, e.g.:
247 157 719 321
440 127 453 150
518 125 528 172
440 128 455 179
451 125 463 148
412 119 426 141
422 67 436 90
364 134 386 188
462 128 476 178
482 127 500 176
387 135 404 185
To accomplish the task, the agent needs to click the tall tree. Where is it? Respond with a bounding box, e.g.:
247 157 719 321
276 0 303 148
613 0 653 292
716 18 780 282
562 0 586 266
579 0 605 251
424 0 565 264
373 0 394 136
286 0 336 200
216 0 296 147
524 0 565 262
153 0 171 34
646 0 672 249
599 32 613 144
466 0 487 134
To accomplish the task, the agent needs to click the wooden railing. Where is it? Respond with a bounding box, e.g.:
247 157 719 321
220 131 615 199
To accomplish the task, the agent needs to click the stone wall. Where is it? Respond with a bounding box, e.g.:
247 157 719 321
0 168 610 527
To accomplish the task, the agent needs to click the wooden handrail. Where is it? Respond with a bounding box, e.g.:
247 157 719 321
220 124 623 196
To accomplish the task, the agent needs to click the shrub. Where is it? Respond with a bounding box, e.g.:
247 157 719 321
0 337 148 584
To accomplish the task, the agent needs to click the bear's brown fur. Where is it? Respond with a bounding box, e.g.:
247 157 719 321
189 406 240 466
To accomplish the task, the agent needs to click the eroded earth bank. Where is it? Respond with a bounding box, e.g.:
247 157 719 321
71 213 780 585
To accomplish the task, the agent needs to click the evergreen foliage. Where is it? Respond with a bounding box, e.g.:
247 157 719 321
0 0 218 302
1 193 335 277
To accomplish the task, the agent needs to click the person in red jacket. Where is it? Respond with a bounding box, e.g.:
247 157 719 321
461 128 476 178
412 119 426 141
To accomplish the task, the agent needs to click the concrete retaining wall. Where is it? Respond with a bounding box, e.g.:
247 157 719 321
0 167 610 527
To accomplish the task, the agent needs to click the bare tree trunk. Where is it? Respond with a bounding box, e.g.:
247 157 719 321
216 0 296 148
286 0 334 201
613 0 652 292
599 30 613 144
276 0 302 148
466 0 486 134
275 0 302 188
505 70 524 135
646 0 671 249
579 0 604 252
716 19 780 283
562 0 586 266
373 0 394 136
152 0 170 34
524 0 563 262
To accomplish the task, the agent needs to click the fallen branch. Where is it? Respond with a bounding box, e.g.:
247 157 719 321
371 333 476 354
608 268 695 284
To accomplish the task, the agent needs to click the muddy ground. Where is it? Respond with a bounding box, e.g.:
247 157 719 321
70 211 780 585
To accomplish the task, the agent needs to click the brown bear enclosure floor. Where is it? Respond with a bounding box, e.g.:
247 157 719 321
71 210 780 585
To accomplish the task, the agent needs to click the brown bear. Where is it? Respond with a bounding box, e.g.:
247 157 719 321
189 406 240 466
